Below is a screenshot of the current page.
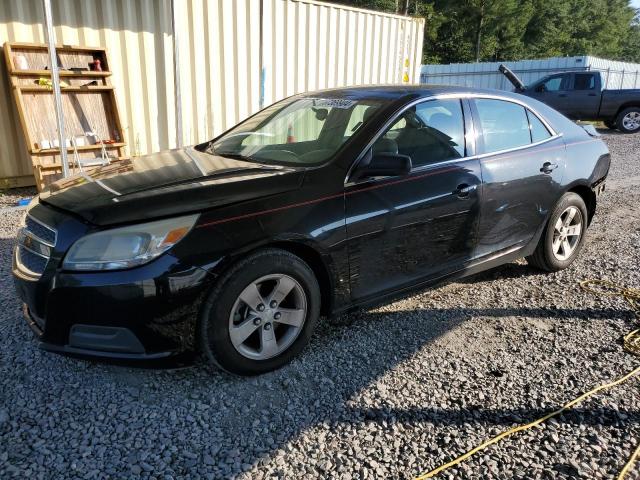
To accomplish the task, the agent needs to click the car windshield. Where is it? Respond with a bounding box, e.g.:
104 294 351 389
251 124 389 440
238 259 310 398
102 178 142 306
205 97 384 166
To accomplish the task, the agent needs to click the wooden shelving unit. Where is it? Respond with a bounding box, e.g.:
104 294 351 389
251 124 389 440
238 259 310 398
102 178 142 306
3 42 127 191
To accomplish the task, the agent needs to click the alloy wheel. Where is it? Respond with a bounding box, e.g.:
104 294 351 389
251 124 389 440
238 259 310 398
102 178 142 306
622 111 640 131
228 274 307 360
552 206 583 261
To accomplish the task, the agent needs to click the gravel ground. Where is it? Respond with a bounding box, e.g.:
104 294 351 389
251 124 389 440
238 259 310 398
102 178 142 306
1 131 639 480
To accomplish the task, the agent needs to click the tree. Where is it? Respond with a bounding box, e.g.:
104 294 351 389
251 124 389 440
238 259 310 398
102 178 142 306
621 9 640 61
330 0 640 64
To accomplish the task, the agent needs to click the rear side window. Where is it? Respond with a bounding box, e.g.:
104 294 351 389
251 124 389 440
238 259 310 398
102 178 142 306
527 110 552 143
475 99 531 153
574 73 596 90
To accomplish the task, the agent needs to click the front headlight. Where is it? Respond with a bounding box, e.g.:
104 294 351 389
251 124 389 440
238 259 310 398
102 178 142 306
63 214 199 271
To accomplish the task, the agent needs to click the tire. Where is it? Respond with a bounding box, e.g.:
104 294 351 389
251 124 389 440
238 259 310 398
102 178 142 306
199 248 320 375
615 107 640 134
526 192 588 272
603 119 617 130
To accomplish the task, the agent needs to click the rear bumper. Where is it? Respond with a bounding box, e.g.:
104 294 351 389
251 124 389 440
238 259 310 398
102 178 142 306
14 252 215 360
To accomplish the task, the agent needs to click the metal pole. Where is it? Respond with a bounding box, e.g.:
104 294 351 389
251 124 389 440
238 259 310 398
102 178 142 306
171 0 183 148
259 0 265 109
42 0 69 177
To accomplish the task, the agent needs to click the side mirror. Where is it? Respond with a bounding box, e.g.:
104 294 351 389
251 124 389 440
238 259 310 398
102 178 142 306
535 84 547 93
353 151 412 180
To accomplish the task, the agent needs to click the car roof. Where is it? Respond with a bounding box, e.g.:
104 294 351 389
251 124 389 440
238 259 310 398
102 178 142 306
298 84 527 102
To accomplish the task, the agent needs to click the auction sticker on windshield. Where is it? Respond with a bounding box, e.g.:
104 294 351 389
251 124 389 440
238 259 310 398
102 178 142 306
310 98 356 109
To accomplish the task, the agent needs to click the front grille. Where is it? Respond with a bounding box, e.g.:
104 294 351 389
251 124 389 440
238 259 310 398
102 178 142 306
16 214 57 277
17 247 49 275
25 215 56 246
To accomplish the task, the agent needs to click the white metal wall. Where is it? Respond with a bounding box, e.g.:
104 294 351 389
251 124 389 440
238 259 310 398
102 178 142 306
420 55 640 91
587 57 640 89
0 0 425 186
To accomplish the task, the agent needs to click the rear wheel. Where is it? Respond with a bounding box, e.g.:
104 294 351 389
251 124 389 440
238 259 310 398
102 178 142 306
616 107 640 134
526 193 588 272
199 248 320 375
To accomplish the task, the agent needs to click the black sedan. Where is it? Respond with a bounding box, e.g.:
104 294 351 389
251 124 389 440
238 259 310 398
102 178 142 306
13 86 610 375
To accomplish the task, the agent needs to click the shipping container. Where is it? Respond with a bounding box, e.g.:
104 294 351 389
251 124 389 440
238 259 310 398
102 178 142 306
421 55 640 91
0 0 425 188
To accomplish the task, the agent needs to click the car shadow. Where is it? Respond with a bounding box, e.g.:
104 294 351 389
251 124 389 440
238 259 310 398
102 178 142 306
458 261 543 283
1 233 637 479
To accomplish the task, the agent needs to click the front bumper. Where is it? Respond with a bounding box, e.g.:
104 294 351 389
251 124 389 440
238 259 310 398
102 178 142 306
14 249 215 360
23 304 174 360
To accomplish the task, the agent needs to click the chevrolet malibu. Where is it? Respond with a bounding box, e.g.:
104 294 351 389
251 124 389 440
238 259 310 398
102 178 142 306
13 86 610 375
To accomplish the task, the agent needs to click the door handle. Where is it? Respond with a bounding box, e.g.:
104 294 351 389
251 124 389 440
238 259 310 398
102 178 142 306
558 94 567 97
455 183 477 198
540 162 558 174
588 93 597 96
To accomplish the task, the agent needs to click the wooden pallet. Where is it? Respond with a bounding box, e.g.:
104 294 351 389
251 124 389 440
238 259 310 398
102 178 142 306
3 42 127 191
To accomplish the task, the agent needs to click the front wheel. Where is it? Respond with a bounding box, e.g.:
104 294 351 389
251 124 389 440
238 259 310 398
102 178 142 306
199 248 320 375
526 192 588 272
616 107 640 134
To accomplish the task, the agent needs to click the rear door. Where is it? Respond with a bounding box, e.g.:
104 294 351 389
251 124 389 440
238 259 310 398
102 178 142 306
471 97 566 258
528 74 571 114
344 97 482 301
563 73 601 119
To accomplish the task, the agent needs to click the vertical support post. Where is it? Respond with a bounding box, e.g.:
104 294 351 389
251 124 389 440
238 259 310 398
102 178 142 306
42 0 69 177
259 0 265 109
171 0 183 147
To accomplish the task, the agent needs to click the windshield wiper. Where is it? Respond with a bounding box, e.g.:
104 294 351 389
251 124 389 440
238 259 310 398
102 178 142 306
214 152 284 169
215 152 254 161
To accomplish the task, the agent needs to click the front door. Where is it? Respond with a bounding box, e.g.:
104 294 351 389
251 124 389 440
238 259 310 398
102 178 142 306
471 98 565 258
344 98 482 302
528 73 571 115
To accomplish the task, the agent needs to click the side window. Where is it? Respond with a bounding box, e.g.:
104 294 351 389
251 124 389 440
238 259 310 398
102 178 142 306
372 99 465 168
475 99 531 153
527 109 552 143
345 104 376 137
538 74 569 92
382 117 406 141
574 73 596 90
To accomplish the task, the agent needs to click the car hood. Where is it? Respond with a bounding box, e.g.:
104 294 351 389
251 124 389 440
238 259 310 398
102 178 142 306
498 64 526 91
39 147 304 226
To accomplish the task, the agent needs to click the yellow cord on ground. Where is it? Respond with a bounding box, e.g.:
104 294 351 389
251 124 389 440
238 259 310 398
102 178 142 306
414 280 640 480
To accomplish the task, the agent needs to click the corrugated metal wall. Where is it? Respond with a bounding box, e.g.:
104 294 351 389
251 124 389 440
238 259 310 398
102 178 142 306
421 55 640 91
587 57 640 89
421 56 593 90
0 0 176 185
0 0 424 187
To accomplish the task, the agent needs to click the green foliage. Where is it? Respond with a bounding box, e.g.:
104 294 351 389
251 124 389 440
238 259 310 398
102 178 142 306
331 0 640 64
